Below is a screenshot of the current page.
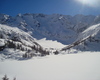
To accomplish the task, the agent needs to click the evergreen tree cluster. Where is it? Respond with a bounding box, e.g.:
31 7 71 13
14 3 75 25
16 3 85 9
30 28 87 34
2 75 16 80
0 39 50 58
23 46 49 58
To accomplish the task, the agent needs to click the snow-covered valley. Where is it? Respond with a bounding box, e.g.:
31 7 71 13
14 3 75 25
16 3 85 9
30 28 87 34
0 13 100 80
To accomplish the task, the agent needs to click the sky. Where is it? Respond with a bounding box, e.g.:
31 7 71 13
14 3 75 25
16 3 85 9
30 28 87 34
0 0 100 16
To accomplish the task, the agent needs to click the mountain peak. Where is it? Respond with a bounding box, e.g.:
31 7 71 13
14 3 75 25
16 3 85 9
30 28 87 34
0 13 99 45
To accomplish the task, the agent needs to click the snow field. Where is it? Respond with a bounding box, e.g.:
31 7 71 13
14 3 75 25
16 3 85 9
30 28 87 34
0 52 100 80
35 38 66 49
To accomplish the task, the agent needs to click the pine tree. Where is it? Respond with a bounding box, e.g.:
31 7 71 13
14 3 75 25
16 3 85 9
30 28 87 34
54 50 59 55
2 75 9 80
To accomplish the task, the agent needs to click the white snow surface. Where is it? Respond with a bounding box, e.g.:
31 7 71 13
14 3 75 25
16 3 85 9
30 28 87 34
35 38 66 49
0 52 100 80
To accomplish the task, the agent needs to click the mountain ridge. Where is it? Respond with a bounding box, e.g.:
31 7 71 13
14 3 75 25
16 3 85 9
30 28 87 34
0 13 98 44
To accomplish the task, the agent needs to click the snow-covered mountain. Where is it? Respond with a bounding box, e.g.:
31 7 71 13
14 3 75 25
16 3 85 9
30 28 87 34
1 13 100 80
61 23 100 52
0 13 100 53
0 13 97 44
74 23 100 51
0 24 49 60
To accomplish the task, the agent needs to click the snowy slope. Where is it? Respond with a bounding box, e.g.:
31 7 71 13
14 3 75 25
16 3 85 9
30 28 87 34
0 13 96 44
60 23 100 52
77 23 100 40
0 52 100 80
0 24 37 48
0 24 49 60
74 23 100 51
